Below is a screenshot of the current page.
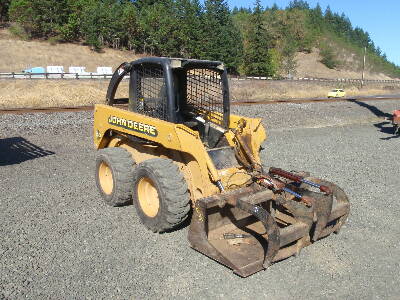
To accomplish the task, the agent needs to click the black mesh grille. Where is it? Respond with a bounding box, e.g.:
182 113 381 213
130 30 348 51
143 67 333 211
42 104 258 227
134 64 167 120
186 68 224 126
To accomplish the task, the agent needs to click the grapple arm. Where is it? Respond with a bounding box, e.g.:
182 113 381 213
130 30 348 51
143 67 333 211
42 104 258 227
188 176 349 277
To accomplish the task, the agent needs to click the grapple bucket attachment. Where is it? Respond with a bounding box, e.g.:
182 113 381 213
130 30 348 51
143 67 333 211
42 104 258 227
188 178 349 277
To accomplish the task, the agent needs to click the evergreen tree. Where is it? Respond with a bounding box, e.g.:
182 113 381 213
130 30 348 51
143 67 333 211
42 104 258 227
120 2 144 51
375 46 382 56
287 0 309 10
135 0 160 8
243 0 274 76
202 0 242 72
309 3 323 30
0 0 11 22
79 0 126 50
60 0 95 42
270 3 279 11
175 0 203 58
337 13 352 37
324 5 333 23
139 0 182 56
9 0 70 37
314 3 322 17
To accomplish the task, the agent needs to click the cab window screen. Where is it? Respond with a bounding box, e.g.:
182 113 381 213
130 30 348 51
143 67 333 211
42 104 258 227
185 68 224 127
134 64 167 120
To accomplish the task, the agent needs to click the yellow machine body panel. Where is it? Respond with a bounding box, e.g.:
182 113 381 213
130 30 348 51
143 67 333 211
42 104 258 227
93 104 267 200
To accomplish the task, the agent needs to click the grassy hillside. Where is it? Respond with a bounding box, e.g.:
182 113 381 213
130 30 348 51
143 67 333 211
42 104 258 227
294 48 392 80
0 27 394 81
318 30 399 79
232 2 400 79
1 0 399 78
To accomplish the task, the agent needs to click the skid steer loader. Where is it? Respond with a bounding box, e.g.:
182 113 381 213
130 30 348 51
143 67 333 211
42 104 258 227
93 57 350 277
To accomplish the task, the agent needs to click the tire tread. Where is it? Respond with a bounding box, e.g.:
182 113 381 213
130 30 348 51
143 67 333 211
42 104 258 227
133 158 191 233
95 147 135 207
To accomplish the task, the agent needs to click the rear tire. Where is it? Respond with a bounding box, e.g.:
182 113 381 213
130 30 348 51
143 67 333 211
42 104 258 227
95 147 136 206
132 158 190 233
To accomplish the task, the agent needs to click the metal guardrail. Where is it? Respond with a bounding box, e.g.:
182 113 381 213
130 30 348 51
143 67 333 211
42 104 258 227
0 72 399 84
230 75 400 84
0 72 124 80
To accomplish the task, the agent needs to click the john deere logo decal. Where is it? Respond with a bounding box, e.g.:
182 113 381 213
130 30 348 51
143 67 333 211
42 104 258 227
108 116 158 137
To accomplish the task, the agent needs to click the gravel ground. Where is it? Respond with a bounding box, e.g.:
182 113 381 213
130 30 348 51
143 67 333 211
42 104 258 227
1 99 399 299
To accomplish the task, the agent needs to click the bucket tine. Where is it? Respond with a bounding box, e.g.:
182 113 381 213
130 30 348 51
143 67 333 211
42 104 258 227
277 197 314 256
236 199 280 268
331 185 350 234
299 178 350 241
188 199 238 270
311 191 333 241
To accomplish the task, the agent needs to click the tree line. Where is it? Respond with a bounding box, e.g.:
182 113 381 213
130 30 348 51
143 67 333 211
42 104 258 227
0 0 399 77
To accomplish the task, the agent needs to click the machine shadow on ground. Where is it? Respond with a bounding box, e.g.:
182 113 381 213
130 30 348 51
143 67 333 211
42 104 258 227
0 137 55 166
350 100 399 140
350 99 392 118
373 121 400 140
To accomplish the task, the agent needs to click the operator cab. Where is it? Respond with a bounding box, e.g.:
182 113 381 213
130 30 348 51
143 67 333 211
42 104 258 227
106 57 231 148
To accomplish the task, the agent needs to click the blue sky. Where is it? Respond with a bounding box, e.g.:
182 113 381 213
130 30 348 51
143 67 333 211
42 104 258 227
227 0 400 66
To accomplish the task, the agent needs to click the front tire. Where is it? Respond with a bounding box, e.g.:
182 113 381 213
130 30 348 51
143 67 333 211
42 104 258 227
95 147 136 206
132 158 191 233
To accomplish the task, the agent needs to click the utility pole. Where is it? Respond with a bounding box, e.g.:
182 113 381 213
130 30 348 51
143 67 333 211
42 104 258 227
361 46 366 88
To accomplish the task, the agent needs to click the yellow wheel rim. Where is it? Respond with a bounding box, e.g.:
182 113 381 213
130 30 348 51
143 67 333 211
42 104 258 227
137 177 160 218
99 162 113 195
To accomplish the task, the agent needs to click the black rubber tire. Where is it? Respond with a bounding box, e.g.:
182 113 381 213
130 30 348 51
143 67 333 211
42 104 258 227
394 124 399 135
95 147 136 207
132 158 191 233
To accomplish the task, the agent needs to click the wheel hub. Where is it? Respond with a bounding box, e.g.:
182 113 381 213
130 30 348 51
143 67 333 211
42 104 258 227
98 162 114 195
137 177 160 217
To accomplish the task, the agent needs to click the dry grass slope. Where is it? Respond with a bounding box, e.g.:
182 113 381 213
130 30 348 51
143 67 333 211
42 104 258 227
230 80 400 102
295 48 392 80
0 29 140 72
0 80 129 108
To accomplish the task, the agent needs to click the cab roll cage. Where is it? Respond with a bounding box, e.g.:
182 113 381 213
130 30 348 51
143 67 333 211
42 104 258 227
106 57 231 128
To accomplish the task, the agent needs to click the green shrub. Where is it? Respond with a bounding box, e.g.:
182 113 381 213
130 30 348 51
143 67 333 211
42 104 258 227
48 35 63 45
320 46 339 69
9 23 29 40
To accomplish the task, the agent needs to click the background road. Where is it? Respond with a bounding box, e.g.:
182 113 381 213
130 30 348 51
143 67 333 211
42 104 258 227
0 99 399 299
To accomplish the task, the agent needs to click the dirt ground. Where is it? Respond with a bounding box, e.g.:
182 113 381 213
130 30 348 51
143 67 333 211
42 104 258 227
1 99 399 299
